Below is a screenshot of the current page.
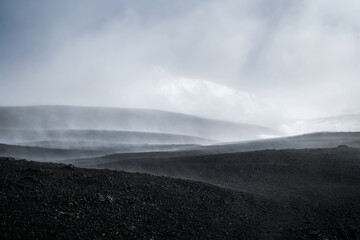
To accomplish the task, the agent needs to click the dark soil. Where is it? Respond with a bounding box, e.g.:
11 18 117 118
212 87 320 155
0 157 259 240
84 147 360 200
1 156 360 239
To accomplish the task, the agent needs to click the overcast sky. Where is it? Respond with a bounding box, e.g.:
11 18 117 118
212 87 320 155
1 0 360 128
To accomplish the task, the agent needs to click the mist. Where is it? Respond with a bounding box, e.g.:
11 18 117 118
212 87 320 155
2 2 360 238
1 0 360 133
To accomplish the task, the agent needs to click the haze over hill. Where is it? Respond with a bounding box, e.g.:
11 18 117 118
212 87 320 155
70 132 360 169
2 1 360 239
2 1 360 125
1 105 360 165
0 129 214 146
0 106 281 142
1 130 359 164
282 114 360 135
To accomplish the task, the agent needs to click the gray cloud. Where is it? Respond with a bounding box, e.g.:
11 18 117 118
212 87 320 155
1 0 359 130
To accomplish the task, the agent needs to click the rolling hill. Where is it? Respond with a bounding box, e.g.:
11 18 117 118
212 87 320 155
2 154 360 239
0 105 281 142
0 129 215 146
71 132 360 166
72 146 360 200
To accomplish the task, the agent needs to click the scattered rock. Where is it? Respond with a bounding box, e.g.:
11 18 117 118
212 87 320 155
1 156 360 240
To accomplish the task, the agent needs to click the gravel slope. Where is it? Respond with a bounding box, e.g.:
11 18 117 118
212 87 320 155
1 157 360 239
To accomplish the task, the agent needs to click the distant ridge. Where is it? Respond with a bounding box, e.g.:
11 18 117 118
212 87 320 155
0 129 215 145
285 113 360 134
70 131 360 167
0 105 281 142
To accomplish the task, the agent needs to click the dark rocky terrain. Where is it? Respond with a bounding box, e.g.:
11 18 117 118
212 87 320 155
0 157 264 240
2 152 360 240
73 147 360 199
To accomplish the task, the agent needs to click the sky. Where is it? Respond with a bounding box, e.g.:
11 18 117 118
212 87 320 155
1 0 360 130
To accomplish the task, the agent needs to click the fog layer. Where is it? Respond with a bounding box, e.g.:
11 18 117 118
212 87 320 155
1 0 360 130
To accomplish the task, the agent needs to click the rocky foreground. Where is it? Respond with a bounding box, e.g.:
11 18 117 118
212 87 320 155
1 157 360 240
